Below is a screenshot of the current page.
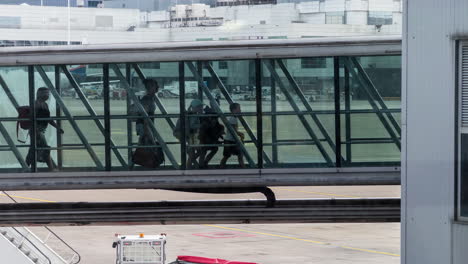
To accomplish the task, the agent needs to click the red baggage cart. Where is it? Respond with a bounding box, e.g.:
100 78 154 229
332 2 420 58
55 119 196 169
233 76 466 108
171 256 258 264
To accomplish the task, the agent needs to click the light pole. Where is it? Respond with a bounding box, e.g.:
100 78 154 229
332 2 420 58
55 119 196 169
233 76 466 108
67 0 71 45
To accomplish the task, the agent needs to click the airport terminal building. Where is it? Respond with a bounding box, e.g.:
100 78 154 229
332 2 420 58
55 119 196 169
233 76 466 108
0 0 402 46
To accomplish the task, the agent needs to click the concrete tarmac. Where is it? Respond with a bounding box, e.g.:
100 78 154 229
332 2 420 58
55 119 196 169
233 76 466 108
1 186 400 264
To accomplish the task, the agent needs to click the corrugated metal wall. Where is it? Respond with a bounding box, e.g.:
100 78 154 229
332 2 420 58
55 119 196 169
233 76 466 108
453 223 468 263
404 0 468 263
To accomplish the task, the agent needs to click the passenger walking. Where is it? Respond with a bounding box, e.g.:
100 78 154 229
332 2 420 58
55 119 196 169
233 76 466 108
136 79 159 143
26 87 64 171
198 107 224 169
186 99 204 168
220 103 245 168
132 79 165 168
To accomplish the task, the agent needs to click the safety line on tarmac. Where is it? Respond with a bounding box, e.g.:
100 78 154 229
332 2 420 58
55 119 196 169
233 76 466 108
274 187 361 198
204 225 327 245
340 246 400 257
0 193 57 203
205 225 400 258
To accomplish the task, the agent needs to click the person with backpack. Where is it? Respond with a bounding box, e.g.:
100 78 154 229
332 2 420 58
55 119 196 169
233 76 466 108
220 103 245 168
186 99 204 168
132 79 165 168
25 87 64 171
135 79 158 141
198 106 224 169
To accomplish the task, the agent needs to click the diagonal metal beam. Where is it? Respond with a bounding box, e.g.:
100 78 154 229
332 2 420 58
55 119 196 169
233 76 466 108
0 73 29 169
349 57 401 136
276 59 345 164
344 67 352 164
264 60 334 166
61 66 128 168
0 75 20 109
125 64 134 166
111 64 180 169
0 122 28 170
204 62 272 165
342 58 401 150
186 62 256 167
131 63 176 130
0 71 43 170
270 60 279 164
35 66 105 170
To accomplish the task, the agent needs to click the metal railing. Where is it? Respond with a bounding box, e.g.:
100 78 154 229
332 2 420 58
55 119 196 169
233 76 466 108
1 191 81 264
42 227 81 264
0 226 52 264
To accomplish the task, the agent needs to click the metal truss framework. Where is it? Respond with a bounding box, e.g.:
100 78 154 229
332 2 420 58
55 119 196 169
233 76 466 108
0 58 401 172
0 38 402 192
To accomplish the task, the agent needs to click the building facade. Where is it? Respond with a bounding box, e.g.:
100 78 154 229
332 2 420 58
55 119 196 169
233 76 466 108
0 0 402 47
0 0 402 101
0 0 103 7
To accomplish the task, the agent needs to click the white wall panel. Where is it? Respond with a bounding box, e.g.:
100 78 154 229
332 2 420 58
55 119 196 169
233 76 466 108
298 1 320 13
0 5 139 30
148 11 168 21
393 0 402 12
321 0 345 12
345 0 369 11
346 11 367 25
301 13 326 24
271 4 298 24
369 0 394 12
392 12 402 25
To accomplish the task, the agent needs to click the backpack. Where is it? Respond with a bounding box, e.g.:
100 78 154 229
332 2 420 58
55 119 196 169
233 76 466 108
173 116 198 141
16 106 32 143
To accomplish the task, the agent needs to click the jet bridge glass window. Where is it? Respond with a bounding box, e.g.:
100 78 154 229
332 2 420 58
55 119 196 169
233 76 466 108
0 66 30 172
339 55 401 165
182 60 259 169
261 57 337 167
0 56 402 174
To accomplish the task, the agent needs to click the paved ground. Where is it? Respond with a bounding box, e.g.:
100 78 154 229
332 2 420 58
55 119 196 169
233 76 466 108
29 223 400 264
0 185 399 203
1 186 401 264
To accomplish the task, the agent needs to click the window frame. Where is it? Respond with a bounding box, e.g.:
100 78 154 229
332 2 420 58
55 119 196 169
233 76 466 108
457 40 468 221
368 11 393 25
